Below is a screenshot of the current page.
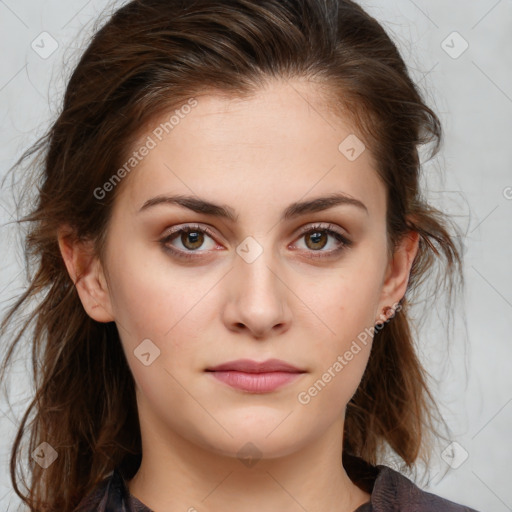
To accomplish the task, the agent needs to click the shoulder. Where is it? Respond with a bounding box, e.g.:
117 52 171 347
73 477 109 511
344 454 480 512
370 463 481 512
72 469 123 512
73 466 151 512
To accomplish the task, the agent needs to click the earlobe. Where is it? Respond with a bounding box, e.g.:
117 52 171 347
378 230 420 313
57 226 115 323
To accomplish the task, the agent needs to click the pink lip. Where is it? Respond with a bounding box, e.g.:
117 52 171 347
205 359 306 393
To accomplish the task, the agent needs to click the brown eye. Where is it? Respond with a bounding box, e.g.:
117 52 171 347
180 230 205 250
292 223 353 259
160 224 219 260
304 230 328 250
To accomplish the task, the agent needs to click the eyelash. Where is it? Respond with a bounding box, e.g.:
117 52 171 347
159 223 352 261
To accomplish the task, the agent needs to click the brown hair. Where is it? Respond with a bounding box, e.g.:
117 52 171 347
0 0 463 510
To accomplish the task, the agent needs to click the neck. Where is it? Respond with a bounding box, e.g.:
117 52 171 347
127 414 370 512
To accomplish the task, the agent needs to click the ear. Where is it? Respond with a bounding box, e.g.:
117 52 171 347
376 230 420 321
57 225 114 323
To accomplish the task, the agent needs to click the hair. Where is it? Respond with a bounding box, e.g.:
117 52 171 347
0 0 464 510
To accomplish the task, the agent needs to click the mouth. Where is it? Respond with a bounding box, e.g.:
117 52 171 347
205 358 307 393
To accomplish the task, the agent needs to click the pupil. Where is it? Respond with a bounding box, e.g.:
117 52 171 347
307 231 327 250
182 231 203 249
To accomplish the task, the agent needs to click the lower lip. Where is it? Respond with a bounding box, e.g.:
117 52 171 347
207 371 303 393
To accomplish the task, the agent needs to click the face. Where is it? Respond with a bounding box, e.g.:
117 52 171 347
63 78 416 462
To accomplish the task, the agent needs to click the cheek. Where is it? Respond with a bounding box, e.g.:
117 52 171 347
305 263 384 350
105 245 220 381
109 271 170 341
105 240 195 340
294 339 372 437
294 246 385 407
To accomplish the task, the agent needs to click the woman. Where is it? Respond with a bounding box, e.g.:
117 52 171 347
0 0 478 510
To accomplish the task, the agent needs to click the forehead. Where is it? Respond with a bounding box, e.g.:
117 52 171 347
116 79 386 219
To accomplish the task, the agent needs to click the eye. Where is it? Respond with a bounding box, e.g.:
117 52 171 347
159 222 352 261
159 224 220 260
291 223 352 258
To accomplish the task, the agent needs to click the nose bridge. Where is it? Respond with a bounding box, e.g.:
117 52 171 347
225 233 291 336
235 233 282 303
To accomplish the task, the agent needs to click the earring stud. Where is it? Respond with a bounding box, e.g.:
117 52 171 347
375 305 394 327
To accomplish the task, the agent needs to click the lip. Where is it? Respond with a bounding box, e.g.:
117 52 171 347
205 358 306 393
206 358 304 373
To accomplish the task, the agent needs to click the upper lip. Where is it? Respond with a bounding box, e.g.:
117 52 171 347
205 358 305 373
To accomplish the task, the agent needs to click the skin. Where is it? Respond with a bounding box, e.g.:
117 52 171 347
59 78 419 512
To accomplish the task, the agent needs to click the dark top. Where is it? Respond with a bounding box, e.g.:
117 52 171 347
74 455 480 512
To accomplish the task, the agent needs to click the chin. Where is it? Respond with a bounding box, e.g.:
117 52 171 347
193 425 309 463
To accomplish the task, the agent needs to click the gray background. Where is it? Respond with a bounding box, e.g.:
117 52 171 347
1 0 511 510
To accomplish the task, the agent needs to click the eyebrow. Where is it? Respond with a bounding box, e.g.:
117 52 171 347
138 192 368 221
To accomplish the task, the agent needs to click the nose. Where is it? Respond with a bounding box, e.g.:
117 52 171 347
222 244 292 339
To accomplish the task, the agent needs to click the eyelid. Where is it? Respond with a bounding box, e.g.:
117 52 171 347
162 222 349 241
162 223 218 241
159 221 352 259
294 222 349 239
